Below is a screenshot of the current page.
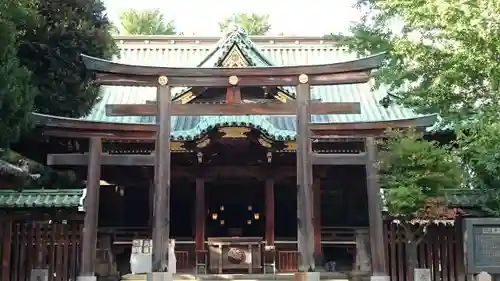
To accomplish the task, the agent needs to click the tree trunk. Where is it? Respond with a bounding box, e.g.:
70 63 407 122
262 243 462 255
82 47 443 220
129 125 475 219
406 236 418 281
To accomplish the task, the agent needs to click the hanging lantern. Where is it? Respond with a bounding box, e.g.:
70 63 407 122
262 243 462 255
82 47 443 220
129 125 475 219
247 220 252 225
212 213 218 220
254 213 260 220
220 220 225 225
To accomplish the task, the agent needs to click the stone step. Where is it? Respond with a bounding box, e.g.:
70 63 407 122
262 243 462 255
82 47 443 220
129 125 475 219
121 273 352 281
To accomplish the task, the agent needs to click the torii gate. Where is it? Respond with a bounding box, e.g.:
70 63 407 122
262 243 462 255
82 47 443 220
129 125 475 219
77 52 389 281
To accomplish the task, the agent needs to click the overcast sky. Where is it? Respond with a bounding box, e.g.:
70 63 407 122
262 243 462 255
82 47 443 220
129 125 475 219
103 0 362 36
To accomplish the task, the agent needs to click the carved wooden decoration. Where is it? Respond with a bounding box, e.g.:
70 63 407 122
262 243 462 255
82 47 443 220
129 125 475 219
196 137 210 148
284 142 297 151
219 127 251 138
257 138 272 148
275 92 289 103
222 47 248 68
170 142 186 151
180 92 196 104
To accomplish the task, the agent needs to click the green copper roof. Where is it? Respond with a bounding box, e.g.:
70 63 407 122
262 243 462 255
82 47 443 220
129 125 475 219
197 27 274 68
83 29 432 140
0 189 84 208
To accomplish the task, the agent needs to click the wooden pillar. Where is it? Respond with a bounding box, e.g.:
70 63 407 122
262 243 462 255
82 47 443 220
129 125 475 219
152 77 171 272
149 180 154 227
80 137 102 277
365 137 388 276
312 178 322 258
195 178 205 250
265 179 275 245
1 219 12 281
296 74 315 271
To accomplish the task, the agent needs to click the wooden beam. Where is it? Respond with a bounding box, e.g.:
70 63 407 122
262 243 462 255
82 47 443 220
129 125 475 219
151 84 171 272
95 71 372 87
311 153 367 165
365 137 388 276
47 153 370 166
310 114 438 131
79 137 102 278
82 53 385 77
296 81 315 271
105 102 361 117
47 154 154 166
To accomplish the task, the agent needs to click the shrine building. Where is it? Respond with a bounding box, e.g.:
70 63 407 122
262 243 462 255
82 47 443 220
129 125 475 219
0 28 470 281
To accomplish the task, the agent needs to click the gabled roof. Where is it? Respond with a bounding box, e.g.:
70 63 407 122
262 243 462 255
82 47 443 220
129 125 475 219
172 27 294 103
197 27 275 68
74 31 436 140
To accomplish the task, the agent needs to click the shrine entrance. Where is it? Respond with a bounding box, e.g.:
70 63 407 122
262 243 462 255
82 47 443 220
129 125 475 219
206 179 265 238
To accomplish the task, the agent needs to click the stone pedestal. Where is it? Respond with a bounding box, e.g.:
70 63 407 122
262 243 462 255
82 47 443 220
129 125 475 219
77 276 97 281
147 272 172 281
294 272 320 281
370 275 390 281
476 272 492 281
355 229 371 272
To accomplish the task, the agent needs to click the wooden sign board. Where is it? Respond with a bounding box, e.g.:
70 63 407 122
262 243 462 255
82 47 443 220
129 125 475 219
465 218 500 273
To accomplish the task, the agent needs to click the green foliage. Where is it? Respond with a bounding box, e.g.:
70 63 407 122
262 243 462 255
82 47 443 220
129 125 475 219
17 0 118 118
379 129 463 220
0 0 38 147
119 9 177 35
457 117 500 216
219 13 271 35
328 0 500 124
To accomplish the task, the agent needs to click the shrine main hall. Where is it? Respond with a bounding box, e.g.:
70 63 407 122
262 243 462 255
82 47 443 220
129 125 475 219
2 27 440 281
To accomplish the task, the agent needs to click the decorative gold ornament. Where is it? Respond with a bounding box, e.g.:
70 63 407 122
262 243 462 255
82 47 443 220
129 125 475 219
222 48 248 68
285 141 297 151
298 74 309 84
158 76 169 86
275 92 289 103
180 92 195 104
229 75 239 86
219 127 250 138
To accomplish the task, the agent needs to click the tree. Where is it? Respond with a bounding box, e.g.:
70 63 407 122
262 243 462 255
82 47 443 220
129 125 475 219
17 0 118 118
219 13 271 35
327 1 500 124
378 129 463 281
0 0 38 147
119 9 177 35
457 116 500 216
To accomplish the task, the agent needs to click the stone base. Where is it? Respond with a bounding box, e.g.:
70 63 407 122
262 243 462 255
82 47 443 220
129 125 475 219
77 276 97 281
148 272 173 281
370 275 390 281
293 272 320 281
